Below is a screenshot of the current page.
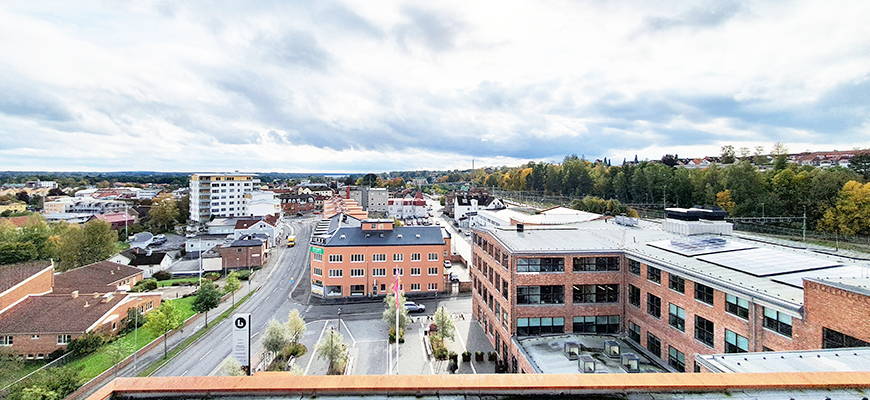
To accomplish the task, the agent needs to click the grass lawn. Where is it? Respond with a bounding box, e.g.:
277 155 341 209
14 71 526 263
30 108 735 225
67 296 198 382
156 277 201 288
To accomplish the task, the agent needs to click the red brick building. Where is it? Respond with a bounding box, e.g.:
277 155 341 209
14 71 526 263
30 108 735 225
219 239 267 270
471 218 870 374
278 193 317 215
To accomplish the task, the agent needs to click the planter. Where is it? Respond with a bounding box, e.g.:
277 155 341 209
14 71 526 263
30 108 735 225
449 352 458 363
488 351 498 362
462 352 471 362
475 351 484 362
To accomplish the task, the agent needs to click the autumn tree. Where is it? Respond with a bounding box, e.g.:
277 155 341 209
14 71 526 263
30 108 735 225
817 181 870 236
716 190 736 215
149 193 179 232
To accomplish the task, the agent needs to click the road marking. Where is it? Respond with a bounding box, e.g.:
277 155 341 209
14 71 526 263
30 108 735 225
453 323 476 374
222 333 230 341
181 369 188 376
305 321 329 375
200 348 213 361
340 319 356 346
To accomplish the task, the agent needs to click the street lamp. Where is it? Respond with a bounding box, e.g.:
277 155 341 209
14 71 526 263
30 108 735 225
337 307 342 335
761 203 765 219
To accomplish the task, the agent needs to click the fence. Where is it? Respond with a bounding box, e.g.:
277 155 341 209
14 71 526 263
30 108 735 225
1 351 73 392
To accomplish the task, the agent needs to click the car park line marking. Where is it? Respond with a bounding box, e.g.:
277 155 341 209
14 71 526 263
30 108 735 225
341 320 357 346
305 320 329 375
454 325 476 374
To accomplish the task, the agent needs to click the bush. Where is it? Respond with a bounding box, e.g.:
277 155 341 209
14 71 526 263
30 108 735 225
429 323 437 333
280 343 307 359
47 348 67 361
67 331 104 356
488 351 498 362
132 278 157 292
389 327 405 344
462 351 471 362
430 335 448 360
235 270 251 281
152 270 172 281
205 272 220 281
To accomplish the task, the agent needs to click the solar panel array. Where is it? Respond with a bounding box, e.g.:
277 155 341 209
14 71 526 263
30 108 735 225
697 248 842 277
771 264 869 288
647 237 755 257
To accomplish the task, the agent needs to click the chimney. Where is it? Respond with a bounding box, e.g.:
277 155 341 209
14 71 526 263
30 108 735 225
84 301 90 308
517 223 524 232
93 293 100 298
71 290 79 299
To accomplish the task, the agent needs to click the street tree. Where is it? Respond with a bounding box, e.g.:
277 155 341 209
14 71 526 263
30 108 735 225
286 309 306 344
221 357 245 376
263 319 291 359
57 219 116 271
149 193 179 233
433 306 455 341
315 328 348 375
224 271 242 306
192 280 221 326
144 300 183 359
382 292 410 331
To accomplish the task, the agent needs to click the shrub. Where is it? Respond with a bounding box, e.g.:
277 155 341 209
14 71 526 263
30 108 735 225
389 327 405 344
235 270 251 281
205 272 220 281
132 278 157 292
67 331 104 356
488 351 498 362
280 343 307 359
152 270 172 281
430 335 448 360
47 348 67 361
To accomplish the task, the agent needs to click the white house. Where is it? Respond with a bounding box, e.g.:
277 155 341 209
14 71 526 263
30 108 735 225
387 191 427 219
453 194 504 226
233 216 280 244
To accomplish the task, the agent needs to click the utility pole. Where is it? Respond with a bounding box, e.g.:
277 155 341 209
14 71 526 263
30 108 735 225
802 206 807 243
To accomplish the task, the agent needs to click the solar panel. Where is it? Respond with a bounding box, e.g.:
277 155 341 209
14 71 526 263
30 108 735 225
647 237 754 257
697 248 842 277
771 265 869 288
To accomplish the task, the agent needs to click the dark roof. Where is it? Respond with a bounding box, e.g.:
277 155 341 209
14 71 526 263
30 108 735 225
121 248 169 267
0 293 128 334
227 239 265 247
455 194 498 207
53 261 143 294
324 226 445 247
0 261 52 294
234 216 277 230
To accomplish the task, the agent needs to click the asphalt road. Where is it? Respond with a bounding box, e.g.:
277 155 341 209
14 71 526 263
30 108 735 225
153 219 316 377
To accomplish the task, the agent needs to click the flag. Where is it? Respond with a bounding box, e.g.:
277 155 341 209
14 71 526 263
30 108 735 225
392 267 401 310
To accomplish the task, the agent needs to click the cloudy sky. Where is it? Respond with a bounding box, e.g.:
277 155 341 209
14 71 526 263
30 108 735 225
1 1 869 173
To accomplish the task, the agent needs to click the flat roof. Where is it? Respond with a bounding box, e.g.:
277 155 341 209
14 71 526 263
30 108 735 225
517 334 668 374
697 347 870 373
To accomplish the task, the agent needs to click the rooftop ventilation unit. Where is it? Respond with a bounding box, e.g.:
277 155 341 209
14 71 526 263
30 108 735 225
615 215 638 226
621 353 640 373
416 234 421 238
340 235 346 239
604 340 620 358
564 342 580 361
517 223 524 232
579 355 596 373
397 234 402 239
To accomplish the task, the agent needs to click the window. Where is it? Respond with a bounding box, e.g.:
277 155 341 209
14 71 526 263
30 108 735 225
393 253 404 262
428 267 439 276
411 253 421 262
410 283 421 291
628 321 641 343
669 274 685 293
410 267 421 276
763 308 792 337
516 317 565 336
502 280 509 299
629 259 641 275
647 293 661 319
695 283 714 305
313 267 322 277
668 346 686 372
373 268 386 277
428 253 439 261
57 335 71 345
823 328 870 349
393 268 403 276
517 286 564 304
350 269 365 277
647 266 661 284
428 283 439 291
725 329 749 353
669 304 685 332
313 253 322 263
373 254 386 262
0 336 12 346
350 254 365 262
695 316 715 347
328 269 343 278
572 284 619 303
517 258 564 273
726 294 749 319
328 254 343 263
502 253 509 266
629 285 641 307
573 257 619 272
350 285 365 296
573 315 619 334
647 333 661 358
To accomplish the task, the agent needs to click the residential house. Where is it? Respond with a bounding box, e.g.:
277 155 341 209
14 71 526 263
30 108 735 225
0 261 54 315
244 191 281 218
109 248 173 279
90 212 137 230
233 216 279 244
53 261 144 294
218 239 267 270
453 192 505 227
279 193 317 215
387 191 428 219
189 173 261 223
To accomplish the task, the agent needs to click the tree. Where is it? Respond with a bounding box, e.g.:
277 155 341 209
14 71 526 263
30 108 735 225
144 300 183 359
224 271 242 306
149 193 179 232
817 180 870 236
849 151 870 180
433 306 455 341
720 145 736 164
660 154 679 167
382 292 410 331
716 190 736 215
56 219 116 271
286 309 306 344
315 328 348 375
176 194 190 224
263 319 291 359
221 357 245 376
106 340 133 377
771 142 789 171
192 280 221 326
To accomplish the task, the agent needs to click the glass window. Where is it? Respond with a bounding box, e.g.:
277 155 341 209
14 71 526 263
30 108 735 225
725 329 749 353
572 315 619 334
517 317 564 336
647 266 661 284
313 253 322 262
410 267 421 276
393 253 404 262
372 268 386 277
629 285 641 307
428 253 439 261
763 308 792 338
411 253 421 261
373 254 386 262
350 268 365 277
669 303 685 332
695 283 714 305
647 333 661 358
647 293 661 319
328 269 342 278
695 316 715 347
823 327 870 349
669 274 685 294
572 284 619 303
629 259 641 275
350 254 365 262
628 321 641 343
328 254 343 263
313 267 322 277
726 294 749 319
428 267 439 276
517 258 564 273
668 346 685 372
517 286 564 304
573 257 619 272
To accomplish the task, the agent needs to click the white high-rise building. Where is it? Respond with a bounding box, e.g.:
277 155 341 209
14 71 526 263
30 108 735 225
189 173 260 223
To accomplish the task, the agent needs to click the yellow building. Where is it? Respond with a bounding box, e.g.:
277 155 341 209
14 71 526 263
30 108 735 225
0 202 26 214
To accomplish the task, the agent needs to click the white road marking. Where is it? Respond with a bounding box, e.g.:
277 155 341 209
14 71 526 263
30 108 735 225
181 369 188 376
200 348 213 361
453 323 476 374
340 319 356 346
304 321 329 375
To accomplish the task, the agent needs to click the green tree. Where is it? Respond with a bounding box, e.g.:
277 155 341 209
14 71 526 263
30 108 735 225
817 181 870 236
432 306 455 341
221 357 245 376
192 280 221 326
382 292 410 331
286 309 306 344
224 271 242 306
770 142 789 171
106 340 133 377
144 300 183 359
149 193 179 232
720 145 736 164
315 328 348 375
263 319 291 359
56 219 116 271
849 151 870 180
176 194 190 224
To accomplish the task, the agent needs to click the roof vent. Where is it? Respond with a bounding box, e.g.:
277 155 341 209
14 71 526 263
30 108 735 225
416 234 421 238
71 290 79 299
84 301 90 308
379 233 384 238
340 235 346 240
101 293 114 303
397 234 402 239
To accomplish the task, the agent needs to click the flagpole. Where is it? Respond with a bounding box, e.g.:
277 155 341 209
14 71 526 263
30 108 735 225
395 266 399 374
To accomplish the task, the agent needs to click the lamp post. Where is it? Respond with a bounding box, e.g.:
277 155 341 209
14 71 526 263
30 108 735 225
337 307 342 336
761 203 765 219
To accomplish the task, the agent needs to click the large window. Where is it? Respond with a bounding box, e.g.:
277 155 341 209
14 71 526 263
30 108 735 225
573 257 619 272
725 329 749 353
695 283 714 305
647 266 661 284
428 253 439 261
517 258 564 273
573 284 619 303
373 253 386 262
629 259 641 275
647 293 661 319
629 285 641 307
411 253 421 261
573 315 619 334
313 267 322 277
372 268 386 277
313 253 322 262
393 253 404 262
350 269 365 277
517 286 564 304
410 267 421 276
328 269 342 278
517 317 565 336
763 308 793 337
695 316 715 347
669 274 685 294
428 283 439 291
57 335 71 345
350 254 365 263
628 321 641 343
823 327 870 349
647 333 661 358
668 346 686 372
669 304 685 332
410 283 421 291
328 254 343 263
428 267 439 276
0 336 12 346
726 294 749 319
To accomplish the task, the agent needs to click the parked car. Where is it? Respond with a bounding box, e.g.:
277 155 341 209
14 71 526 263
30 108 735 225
444 260 452 268
449 272 460 283
404 301 426 313
464 230 472 236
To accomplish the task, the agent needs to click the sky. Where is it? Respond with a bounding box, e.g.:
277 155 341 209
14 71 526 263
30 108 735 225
1 1 869 173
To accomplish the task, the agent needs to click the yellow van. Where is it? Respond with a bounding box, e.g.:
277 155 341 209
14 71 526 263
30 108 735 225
287 236 296 247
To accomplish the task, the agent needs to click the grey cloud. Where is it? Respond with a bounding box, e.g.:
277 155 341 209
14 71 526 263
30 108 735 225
314 4 383 39
257 30 332 71
0 78 74 122
394 5 468 52
644 1 745 31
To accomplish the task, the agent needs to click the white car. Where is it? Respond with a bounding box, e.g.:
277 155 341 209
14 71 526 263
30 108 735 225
444 260 452 268
404 301 426 313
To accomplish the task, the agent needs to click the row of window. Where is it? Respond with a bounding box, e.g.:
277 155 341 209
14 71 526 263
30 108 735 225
514 315 620 336
516 284 620 305
514 257 621 273
1 334 73 346
315 266 440 278
317 253 440 263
